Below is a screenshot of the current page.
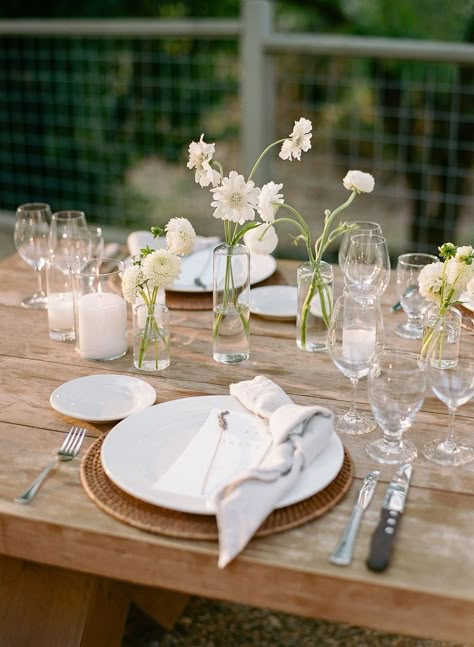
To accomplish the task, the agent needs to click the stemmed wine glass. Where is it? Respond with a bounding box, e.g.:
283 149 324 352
48 210 91 262
338 221 382 273
367 350 426 464
328 284 383 435
423 357 474 466
343 233 391 296
14 202 51 309
395 253 438 339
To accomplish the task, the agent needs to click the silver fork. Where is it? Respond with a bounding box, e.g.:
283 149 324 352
16 425 87 504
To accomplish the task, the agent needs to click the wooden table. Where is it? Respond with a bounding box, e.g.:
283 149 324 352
1 254 474 646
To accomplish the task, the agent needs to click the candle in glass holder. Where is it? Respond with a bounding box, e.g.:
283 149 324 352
77 291 127 360
342 327 376 362
48 292 75 333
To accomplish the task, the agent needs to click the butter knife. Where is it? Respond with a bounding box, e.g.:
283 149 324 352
329 469 380 566
366 463 413 572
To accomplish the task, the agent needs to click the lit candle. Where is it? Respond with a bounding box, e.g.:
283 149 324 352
342 327 376 361
77 292 127 360
47 292 74 331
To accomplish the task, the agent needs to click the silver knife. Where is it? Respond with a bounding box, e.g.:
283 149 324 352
366 463 413 572
329 470 380 566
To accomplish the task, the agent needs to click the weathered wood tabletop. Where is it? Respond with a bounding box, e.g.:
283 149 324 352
0 253 473 646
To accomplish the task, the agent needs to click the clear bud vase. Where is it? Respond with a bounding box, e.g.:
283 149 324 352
212 243 250 364
296 260 334 352
418 304 462 369
133 303 170 371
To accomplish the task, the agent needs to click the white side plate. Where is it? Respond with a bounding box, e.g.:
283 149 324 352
249 285 297 320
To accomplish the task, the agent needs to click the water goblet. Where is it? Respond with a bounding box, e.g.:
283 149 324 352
343 233 391 296
367 350 426 464
87 225 105 258
423 357 474 466
395 253 438 339
328 284 382 435
338 221 382 273
14 202 51 309
48 210 91 261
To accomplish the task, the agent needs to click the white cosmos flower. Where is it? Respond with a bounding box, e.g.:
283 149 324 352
445 256 474 293
187 134 221 188
210 170 260 224
418 261 444 304
165 217 196 256
279 117 312 161
243 224 278 255
343 170 375 193
122 264 144 304
258 181 284 223
142 249 181 289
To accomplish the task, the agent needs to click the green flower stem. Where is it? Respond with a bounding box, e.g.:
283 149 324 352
136 286 166 369
300 268 332 347
212 247 250 341
314 190 356 264
247 139 286 182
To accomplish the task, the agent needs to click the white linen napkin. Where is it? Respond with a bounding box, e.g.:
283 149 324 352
214 375 334 568
127 230 220 258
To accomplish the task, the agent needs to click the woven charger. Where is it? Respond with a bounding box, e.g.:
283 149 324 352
80 434 354 540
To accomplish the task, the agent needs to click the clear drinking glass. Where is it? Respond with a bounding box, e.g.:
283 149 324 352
338 221 382 273
343 233 391 296
48 210 91 261
395 253 438 339
423 357 474 466
14 202 51 308
327 285 382 435
45 254 76 341
367 350 426 464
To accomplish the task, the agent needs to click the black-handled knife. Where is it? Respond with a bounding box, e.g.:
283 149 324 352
366 463 413 572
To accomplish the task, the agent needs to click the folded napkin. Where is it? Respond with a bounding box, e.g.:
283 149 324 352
214 375 334 568
127 230 220 258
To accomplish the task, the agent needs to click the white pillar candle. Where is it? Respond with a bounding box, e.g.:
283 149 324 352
77 292 127 360
47 292 74 330
342 327 376 361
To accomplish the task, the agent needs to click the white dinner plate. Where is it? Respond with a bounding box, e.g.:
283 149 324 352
101 395 344 515
249 285 297 320
460 292 474 313
50 374 156 423
168 248 277 293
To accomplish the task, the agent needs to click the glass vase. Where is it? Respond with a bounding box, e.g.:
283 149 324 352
133 303 170 371
212 243 250 364
418 304 462 369
296 260 334 352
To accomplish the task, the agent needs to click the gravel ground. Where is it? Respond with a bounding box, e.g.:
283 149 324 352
121 597 469 647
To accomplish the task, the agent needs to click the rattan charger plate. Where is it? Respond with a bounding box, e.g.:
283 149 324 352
81 435 353 540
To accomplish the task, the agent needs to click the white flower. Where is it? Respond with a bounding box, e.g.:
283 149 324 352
455 245 474 263
187 134 221 188
258 181 284 223
467 277 474 298
343 170 375 194
165 217 196 256
243 224 278 255
279 117 312 161
122 265 144 304
445 257 474 293
210 170 260 224
142 249 181 289
418 262 444 304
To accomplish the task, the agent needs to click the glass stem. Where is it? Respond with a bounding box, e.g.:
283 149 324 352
37 267 44 294
444 406 458 452
348 377 359 416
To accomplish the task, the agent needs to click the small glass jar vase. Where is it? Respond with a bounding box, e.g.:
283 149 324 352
133 303 170 371
418 304 462 369
296 260 334 352
212 243 250 364
71 258 128 361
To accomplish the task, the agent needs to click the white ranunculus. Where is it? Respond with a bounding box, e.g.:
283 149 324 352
210 170 260 225
418 261 444 303
279 117 312 161
187 134 221 188
243 224 278 255
258 181 284 223
142 249 181 289
445 257 474 293
165 217 196 256
122 265 144 304
455 245 474 263
342 170 375 194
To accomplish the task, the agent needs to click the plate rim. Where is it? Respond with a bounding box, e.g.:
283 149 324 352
101 394 344 515
249 284 297 319
50 373 157 423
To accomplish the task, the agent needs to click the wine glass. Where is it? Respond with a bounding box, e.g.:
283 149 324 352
87 225 105 258
343 233 391 296
338 221 382 273
423 357 474 466
14 202 51 309
395 253 438 339
367 350 426 464
48 210 91 262
328 284 382 435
